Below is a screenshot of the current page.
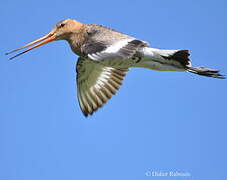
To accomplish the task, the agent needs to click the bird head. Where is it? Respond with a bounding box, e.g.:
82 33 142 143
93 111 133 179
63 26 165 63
54 19 84 40
6 19 84 59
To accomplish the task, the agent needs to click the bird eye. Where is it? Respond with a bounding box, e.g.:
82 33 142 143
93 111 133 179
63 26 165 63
60 23 65 27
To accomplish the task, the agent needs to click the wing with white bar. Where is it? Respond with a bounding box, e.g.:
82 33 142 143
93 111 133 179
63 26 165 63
81 39 148 61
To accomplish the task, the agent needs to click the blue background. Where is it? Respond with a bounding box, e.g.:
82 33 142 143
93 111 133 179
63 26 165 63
1 0 227 179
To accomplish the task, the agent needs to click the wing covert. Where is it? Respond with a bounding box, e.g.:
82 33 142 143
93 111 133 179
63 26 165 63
81 39 148 61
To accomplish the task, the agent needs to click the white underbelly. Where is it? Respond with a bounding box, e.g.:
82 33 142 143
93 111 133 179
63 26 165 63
95 47 186 72
98 57 185 72
134 58 185 71
134 47 185 71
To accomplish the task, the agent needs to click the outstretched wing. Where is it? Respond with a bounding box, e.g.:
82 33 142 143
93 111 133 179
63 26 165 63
76 57 128 116
81 24 148 61
81 39 148 61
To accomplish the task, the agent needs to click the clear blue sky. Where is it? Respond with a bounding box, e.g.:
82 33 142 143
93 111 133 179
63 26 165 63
1 0 227 179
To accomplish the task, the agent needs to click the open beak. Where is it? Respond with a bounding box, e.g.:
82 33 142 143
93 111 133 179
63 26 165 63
6 32 57 60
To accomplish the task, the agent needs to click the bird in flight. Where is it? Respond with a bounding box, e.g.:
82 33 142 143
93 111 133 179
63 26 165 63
6 19 225 116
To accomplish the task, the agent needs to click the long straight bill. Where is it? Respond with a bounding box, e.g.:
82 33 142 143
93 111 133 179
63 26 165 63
6 33 56 60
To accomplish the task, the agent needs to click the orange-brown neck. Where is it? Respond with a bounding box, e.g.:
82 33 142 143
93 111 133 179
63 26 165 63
66 24 88 56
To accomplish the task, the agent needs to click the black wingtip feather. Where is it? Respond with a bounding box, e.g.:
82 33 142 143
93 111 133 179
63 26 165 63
161 49 191 67
171 50 191 66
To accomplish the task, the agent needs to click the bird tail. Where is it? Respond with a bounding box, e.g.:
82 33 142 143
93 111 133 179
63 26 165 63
138 48 192 71
139 47 225 79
